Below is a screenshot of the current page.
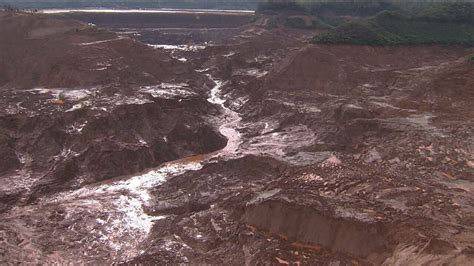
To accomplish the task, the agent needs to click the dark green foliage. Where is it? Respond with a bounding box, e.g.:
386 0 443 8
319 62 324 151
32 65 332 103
314 20 392 45
257 0 399 17
306 0 396 17
284 16 332 30
419 2 474 24
257 0 306 13
285 17 308 28
313 4 474 46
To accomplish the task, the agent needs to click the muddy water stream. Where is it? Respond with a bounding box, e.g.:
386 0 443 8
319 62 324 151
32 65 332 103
28 74 243 261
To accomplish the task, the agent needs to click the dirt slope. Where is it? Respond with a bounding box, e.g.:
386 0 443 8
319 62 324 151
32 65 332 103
0 12 225 208
1 10 474 265
0 12 202 89
228 42 474 264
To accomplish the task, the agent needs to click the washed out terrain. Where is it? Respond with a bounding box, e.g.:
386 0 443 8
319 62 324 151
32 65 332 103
0 7 473 265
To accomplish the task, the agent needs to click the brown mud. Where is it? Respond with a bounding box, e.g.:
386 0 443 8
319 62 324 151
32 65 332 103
1 10 474 265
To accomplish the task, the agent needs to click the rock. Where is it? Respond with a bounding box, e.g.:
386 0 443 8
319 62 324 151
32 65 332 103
364 148 382 163
321 155 342 167
337 104 373 122
388 157 401 164
466 160 474 168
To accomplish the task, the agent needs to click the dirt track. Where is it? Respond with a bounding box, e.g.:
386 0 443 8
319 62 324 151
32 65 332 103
1 10 474 265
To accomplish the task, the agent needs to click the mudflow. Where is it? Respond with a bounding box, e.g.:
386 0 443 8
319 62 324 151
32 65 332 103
0 10 473 265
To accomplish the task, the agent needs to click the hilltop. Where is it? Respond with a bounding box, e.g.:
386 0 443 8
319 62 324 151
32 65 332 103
313 3 474 45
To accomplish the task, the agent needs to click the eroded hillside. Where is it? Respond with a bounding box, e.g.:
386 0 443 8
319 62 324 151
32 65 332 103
1 8 474 265
0 12 225 208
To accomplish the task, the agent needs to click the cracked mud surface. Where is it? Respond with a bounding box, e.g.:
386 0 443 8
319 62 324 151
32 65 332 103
1 10 474 265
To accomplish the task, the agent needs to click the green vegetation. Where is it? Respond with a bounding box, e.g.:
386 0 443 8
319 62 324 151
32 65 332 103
419 2 474 23
313 3 474 46
258 0 306 13
284 17 308 28
284 16 332 30
257 0 436 17
304 0 396 17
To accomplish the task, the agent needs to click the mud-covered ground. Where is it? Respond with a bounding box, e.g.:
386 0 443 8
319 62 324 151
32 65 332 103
1 10 474 265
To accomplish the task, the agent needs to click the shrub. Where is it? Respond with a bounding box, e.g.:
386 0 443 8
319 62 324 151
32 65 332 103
313 6 474 46
285 17 308 28
257 0 307 13
419 2 474 24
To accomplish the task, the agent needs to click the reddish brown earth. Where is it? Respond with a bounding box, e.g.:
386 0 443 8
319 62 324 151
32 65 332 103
0 12 225 205
1 10 474 265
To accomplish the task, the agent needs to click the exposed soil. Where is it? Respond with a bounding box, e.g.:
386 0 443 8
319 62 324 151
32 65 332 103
0 12 225 207
1 10 474 265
